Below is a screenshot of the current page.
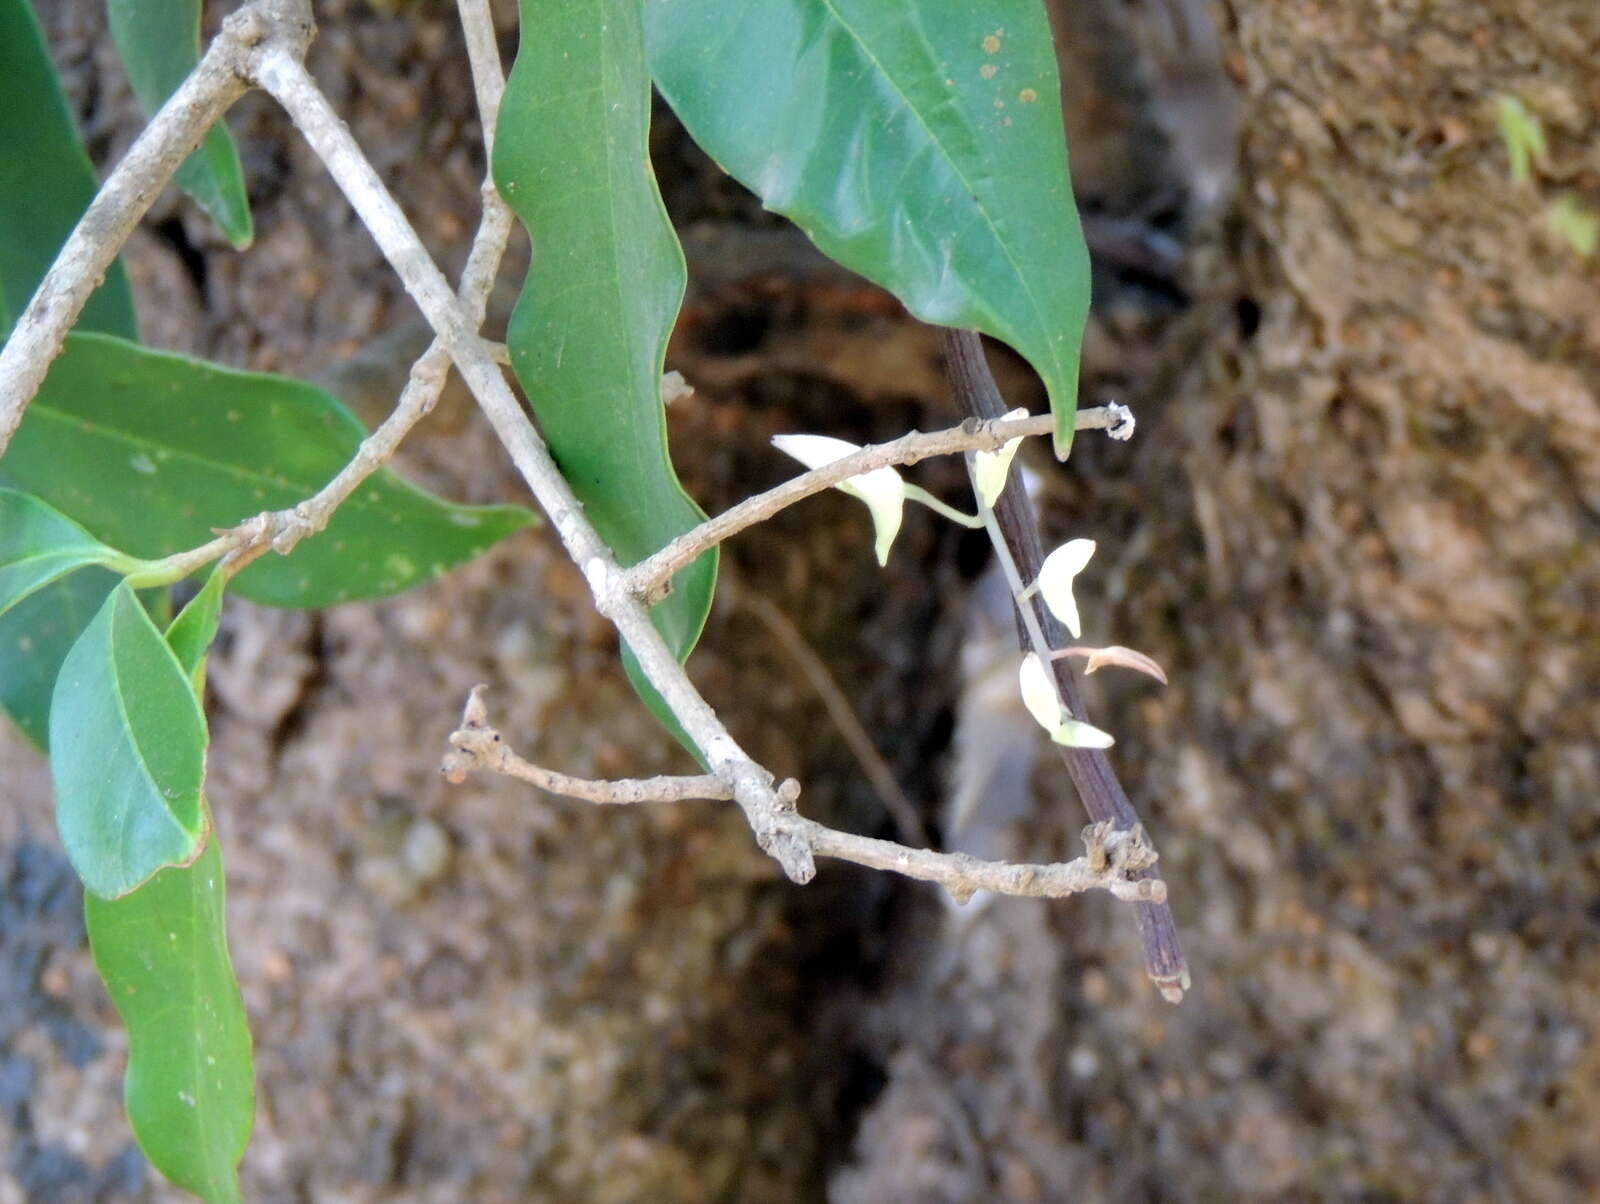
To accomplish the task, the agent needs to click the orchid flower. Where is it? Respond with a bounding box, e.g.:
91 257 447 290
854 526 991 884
972 407 1029 507
772 434 905 565
1029 538 1096 638
1017 653 1115 748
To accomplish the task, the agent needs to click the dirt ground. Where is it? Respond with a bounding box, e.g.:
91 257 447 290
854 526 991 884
3 0 1599 1201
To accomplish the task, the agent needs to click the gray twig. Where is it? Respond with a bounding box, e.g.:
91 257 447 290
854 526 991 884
0 0 313 457
799 815 1164 905
443 687 736 803
141 185 515 585
447 689 1163 904
455 0 506 149
625 406 1134 600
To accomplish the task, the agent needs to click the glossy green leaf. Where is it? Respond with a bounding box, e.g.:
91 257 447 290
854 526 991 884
50 582 208 899
85 561 251 1203
0 567 117 750
646 0 1090 455
495 0 716 742
1 332 535 608
0 487 136 617
85 832 252 1204
107 0 253 248
0 0 138 339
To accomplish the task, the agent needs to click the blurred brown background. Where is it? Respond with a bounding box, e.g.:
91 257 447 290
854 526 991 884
2 0 1597 1200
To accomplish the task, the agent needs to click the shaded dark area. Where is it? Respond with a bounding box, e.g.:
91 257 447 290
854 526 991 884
4 0 1598 1200
0 842 146 1201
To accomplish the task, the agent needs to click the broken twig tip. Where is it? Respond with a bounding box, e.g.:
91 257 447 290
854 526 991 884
1153 967 1192 1005
462 684 490 727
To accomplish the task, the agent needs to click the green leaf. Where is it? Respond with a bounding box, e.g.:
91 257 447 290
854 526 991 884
50 581 208 899
0 567 117 750
1 332 535 608
85 565 252 1203
495 0 716 743
0 487 136 617
0 0 138 339
107 0 253 248
85 833 252 1204
166 566 228 695
645 0 1090 455
0 551 172 752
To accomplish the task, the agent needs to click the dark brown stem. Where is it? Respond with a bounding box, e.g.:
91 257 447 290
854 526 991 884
940 328 1189 1002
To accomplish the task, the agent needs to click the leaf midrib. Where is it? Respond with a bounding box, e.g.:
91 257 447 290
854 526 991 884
809 0 1049 342
104 591 195 887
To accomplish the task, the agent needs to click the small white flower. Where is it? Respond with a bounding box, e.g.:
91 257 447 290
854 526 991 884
1017 653 1115 749
772 434 905 566
1035 538 1096 638
1018 651 1063 732
972 407 1029 507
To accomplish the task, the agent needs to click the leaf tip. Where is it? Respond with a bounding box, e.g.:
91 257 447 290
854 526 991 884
1052 410 1076 461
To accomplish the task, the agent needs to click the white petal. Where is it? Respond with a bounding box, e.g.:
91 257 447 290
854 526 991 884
836 474 904 565
773 433 906 565
1052 718 1115 749
1018 653 1063 733
1017 653 1116 748
771 433 864 470
972 407 1030 507
1036 538 1096 637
